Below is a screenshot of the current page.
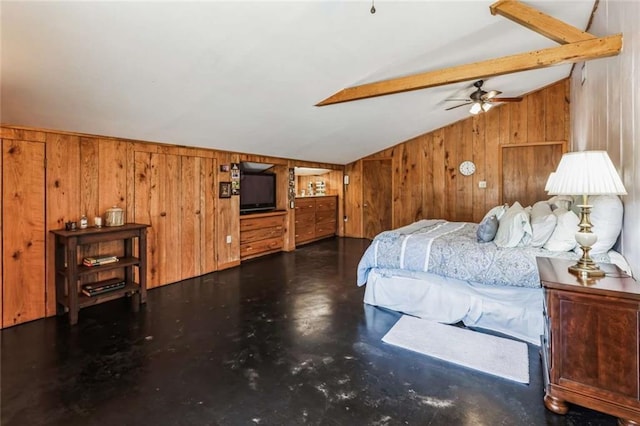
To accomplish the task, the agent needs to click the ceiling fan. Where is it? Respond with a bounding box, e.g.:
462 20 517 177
445 80 522 114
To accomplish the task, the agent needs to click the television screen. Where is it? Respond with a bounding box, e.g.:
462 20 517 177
240 172 276 213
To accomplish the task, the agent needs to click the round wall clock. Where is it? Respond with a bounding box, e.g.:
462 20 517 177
459 160 476 176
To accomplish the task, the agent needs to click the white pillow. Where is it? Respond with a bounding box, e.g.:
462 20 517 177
572 195 623 255
530 201 557 247
494 201 532 248
482 204 508 223
543 208 579 252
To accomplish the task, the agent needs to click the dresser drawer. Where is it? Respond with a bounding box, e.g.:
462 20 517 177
316 196 337 211
315 221 336 238
240 236 284 259
295 199 316 212
295 227 316 244
295 211 315 226
240 225 284 244
241 215 284 232
315 209 335 224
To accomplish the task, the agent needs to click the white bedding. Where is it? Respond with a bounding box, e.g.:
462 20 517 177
364 269 543 345
363 253 631 346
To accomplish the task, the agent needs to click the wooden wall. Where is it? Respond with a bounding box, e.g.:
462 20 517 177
0 126 343 327
344 79 570 237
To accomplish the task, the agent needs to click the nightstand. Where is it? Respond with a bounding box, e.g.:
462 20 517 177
537 256 640 425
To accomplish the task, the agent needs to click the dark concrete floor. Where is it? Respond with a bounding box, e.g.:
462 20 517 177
1 237 618 426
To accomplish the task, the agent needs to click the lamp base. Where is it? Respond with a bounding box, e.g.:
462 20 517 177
569 200 605 280
568 262 605 279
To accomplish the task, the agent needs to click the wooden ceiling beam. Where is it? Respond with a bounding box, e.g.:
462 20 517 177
316 34 621 106
490 0 595 44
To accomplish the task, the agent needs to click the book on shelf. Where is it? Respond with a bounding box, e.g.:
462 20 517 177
81 278 126 297
82 255 119 267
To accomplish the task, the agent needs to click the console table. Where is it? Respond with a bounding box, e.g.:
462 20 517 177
537 256 640 425
51 223 148 325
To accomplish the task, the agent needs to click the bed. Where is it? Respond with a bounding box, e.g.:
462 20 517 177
357 196 629 345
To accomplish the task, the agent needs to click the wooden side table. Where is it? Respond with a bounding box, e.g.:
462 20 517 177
537 256 640 425
51 223 149 325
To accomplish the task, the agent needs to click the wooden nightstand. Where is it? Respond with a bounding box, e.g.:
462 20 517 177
537 256 640 425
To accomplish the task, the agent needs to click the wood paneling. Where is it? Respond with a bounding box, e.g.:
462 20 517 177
134 152 217 288
2 139 46 327
45 133 81 316
347 79 570 235
0 125 342 327
343 162 363 238
134 152 181 288
363 159 392 239
502 142 566 207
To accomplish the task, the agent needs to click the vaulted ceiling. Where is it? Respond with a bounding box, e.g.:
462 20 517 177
1 1 597 164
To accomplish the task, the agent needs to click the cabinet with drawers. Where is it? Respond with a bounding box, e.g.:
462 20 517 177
537 257 640 425
294 196 337 245
240 211 286 261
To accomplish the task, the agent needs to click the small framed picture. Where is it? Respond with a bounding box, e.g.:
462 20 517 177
219 182 231 198
220 164 230 172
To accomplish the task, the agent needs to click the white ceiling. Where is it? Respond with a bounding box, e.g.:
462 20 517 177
1 1 595 165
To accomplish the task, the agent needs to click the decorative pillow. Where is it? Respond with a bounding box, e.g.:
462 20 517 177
548 195 574 211
494 201 532 248
476 214 499 243
543 208 579 252
482 204 509 223
530 201 557 247
572 195 623 255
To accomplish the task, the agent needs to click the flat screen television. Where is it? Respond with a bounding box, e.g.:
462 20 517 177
240 172 276 214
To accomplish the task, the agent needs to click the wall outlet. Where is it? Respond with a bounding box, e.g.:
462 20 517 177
226 235 232 244
478 181 487 189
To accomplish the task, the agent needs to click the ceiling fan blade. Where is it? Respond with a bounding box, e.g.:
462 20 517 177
445 98 472 102
484 90 502 99
488 97 523 102
445 102 472 111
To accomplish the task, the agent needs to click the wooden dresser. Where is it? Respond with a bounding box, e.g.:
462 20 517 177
294 196 337 245
537 257 640 425
240 210 286 261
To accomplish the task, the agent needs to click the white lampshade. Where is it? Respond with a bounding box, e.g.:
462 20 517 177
546 151 627 196
544 172 556 192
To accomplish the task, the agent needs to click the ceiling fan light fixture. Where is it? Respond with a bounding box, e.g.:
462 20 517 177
482 102 493 112
469 102 482 115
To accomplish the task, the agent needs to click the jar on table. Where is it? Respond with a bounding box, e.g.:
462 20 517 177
105 206 124 227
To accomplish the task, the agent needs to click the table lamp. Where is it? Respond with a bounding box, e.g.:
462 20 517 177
545 151 627 278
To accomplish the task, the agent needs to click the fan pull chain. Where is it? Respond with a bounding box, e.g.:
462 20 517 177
370 0 376 14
